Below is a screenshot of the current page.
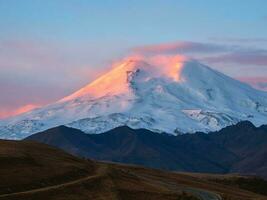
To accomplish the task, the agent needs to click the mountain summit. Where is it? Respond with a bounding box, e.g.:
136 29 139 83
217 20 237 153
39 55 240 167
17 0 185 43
1 56 267 139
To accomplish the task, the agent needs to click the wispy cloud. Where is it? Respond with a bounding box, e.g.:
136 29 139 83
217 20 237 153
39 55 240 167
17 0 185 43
202 52 267 66
133 41 231 55
133 40 267 92
209 37 267 43
133 40 267 66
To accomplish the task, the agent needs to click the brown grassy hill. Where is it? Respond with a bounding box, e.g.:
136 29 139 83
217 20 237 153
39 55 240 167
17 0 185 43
0 140 96 195
0 139 266 200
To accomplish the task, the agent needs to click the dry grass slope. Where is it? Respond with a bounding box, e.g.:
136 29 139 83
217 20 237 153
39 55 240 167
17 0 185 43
0 140 266 200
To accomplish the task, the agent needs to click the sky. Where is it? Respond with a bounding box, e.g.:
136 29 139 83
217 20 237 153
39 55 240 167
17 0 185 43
1 0 267 119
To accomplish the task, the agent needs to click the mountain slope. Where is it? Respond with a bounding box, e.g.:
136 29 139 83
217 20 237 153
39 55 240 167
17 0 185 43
0 140 95 195
1 57 267 139
26 121 267 179
1 139 267 200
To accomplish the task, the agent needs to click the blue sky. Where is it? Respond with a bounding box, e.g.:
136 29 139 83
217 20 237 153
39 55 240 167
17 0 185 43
1 0 267 43
0 0 267 118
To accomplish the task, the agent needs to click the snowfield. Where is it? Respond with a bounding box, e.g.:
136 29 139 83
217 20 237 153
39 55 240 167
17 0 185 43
1 57 267 139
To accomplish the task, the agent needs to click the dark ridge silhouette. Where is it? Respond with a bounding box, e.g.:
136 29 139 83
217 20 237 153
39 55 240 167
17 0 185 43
25 121 267 179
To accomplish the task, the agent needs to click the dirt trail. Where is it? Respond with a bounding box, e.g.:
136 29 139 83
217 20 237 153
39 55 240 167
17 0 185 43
0 164 107 199
0 164 222 200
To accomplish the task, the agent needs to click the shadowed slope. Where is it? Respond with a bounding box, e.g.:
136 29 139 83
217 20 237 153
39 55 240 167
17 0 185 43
26 121 267 178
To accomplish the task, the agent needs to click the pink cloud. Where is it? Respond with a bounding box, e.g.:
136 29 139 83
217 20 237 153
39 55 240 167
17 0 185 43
203 53 267 66
133 41 267 67
209 37 267 43
133 41 227 54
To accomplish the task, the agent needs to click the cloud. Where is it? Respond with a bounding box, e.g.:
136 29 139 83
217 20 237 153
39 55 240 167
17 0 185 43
132 40 267 92
133 40 267 66
202 52 267 66
209 37 267 43
133 41 230 55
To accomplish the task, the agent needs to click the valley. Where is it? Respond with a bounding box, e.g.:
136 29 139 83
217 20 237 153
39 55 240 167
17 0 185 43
0 139 266 200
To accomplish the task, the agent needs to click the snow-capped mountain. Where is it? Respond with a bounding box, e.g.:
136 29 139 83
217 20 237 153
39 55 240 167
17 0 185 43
1 56 267 139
